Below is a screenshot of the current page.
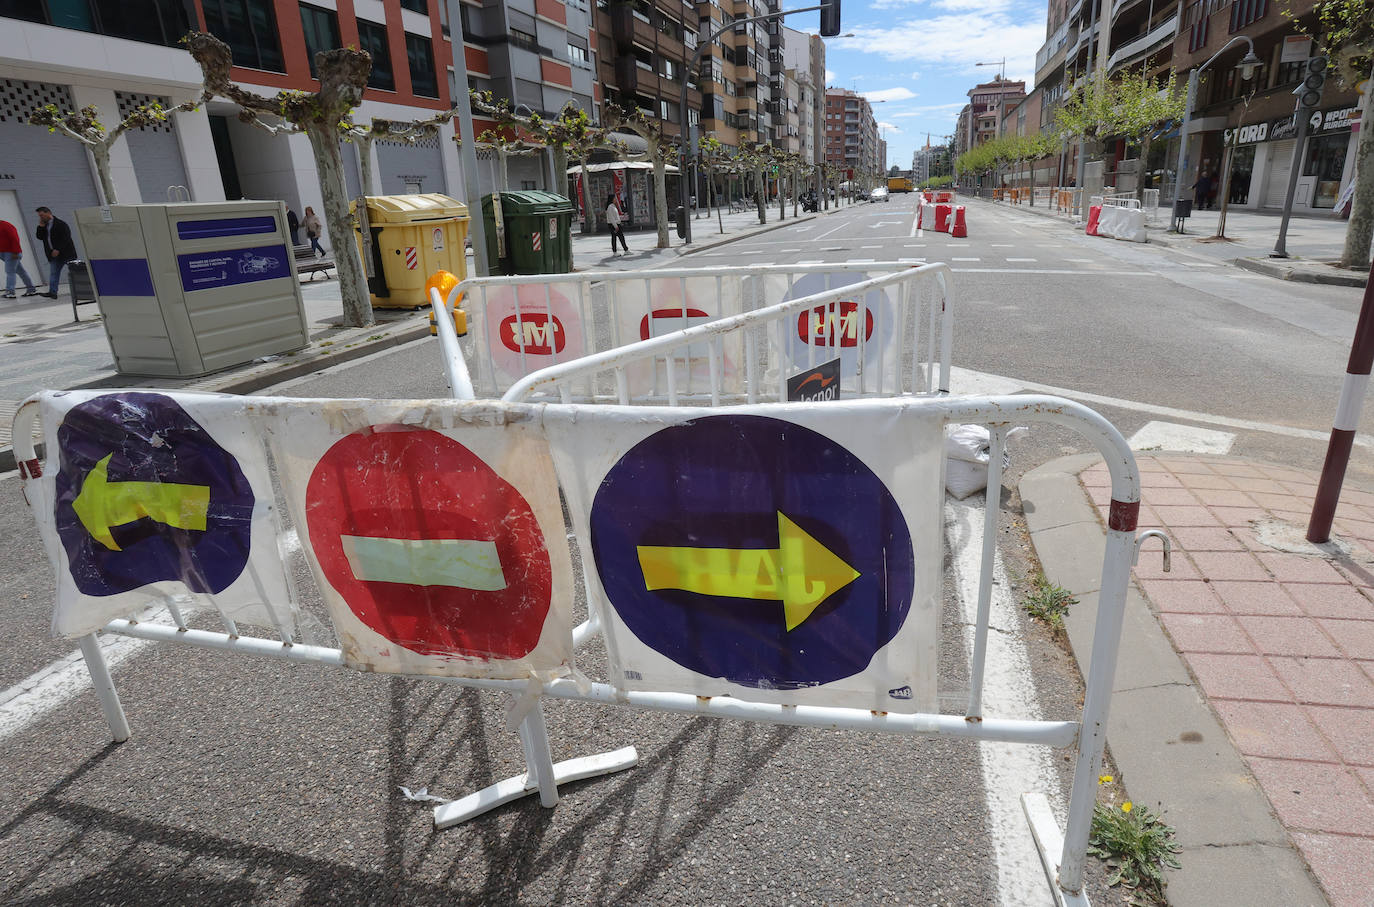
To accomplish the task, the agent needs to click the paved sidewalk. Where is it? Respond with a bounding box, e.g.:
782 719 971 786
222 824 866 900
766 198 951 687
967 194 1370 286
1023 452 1374 907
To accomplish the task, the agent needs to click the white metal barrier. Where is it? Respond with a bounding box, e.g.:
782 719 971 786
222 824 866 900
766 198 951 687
438 264 953 405
13 387 1155 904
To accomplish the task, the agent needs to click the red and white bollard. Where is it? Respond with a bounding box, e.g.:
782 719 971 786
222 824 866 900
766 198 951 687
934 202 952 234
950 206 967 238
1085 204 1102 236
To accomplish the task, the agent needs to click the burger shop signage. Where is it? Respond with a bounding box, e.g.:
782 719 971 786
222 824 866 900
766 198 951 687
1223 106 1360 146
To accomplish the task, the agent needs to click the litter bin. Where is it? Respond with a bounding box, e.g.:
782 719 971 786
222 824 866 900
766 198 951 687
482 191 574 275
352 194 469 308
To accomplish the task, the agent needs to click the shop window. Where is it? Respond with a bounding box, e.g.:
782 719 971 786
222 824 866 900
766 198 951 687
406 33 439 97
357 20 395 91
203 0 285 72
1304 133 1348 209
299 5 341 78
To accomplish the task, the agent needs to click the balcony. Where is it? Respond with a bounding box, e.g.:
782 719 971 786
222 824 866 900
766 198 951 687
1106 14 1179 72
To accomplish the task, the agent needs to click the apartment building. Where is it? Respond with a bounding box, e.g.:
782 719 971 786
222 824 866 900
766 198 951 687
782 25 824 167
0 0 597 253
693 0 768 150
824 87 878 177
594 0 700 141
953 78 1026 156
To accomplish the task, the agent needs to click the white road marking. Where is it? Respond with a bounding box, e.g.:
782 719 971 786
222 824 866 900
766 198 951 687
947 497 1064 907
1064 258 1094 263
952 268 1154 276
850 258 875 263
991 244 1015 248
796 260 825 265
1129 420 1236 454
905 244 926 248
1005 258 1038 262
812 220 852 240
947 365 1372 448
952 257 982 262
862 245 883 249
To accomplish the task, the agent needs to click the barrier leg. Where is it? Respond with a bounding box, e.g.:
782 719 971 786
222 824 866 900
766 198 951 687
432 700 639 829
78 632 131 743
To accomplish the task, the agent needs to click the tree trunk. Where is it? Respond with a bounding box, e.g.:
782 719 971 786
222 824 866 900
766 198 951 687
778 172 786 220
580 160 596 232
497 149 510 189
653 151 670 249
91 144 118 205
755 169 766 224
1340 64 1374 271
305 123 373 327
712 168 724 233
553 146 568 196
1136 134 1152 205
793 170 799 217
358 136 376 195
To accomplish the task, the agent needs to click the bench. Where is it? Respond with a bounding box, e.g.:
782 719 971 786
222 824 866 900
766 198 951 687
293 244 335 280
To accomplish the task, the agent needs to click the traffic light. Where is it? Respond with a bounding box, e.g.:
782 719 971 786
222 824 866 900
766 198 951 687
820 0 841 37
1295 56 1327 110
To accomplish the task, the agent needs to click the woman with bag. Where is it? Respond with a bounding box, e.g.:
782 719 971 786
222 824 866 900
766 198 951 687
302 207 326 257
604 195 629 254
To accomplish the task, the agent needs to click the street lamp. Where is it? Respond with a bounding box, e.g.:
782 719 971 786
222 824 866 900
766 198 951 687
1170 35 1262 228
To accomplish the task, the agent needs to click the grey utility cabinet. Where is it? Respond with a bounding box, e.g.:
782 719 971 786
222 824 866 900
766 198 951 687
74 201 308 377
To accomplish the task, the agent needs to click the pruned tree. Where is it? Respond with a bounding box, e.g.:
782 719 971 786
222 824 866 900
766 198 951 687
602 103 678 248
734 143 770 224
698 136 729 233
30 92 211 204
351 111 455 195
186 31 374 327
471 128 545 189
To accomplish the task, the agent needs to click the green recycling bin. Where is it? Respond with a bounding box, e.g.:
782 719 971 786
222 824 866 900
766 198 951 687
481 191 574 275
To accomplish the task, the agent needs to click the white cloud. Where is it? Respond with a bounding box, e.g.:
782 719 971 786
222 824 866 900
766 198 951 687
877 122 902 132
865 87 919 103
825 69 837 83
842 14 1044 87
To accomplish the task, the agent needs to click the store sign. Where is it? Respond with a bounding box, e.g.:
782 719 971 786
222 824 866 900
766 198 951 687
1311 106 1361 135
1280 36 1312 64
1268 114 1300 142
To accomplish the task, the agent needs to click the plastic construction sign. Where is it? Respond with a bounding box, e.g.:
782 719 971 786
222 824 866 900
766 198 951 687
302 424 561 668
587 413 919 700
54 392 256 597
479 283 585 386
787 358 841 402
781 271 895 382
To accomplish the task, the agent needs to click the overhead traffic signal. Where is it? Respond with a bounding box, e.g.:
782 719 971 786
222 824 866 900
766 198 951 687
820 0 841 37
1295 56 1327 110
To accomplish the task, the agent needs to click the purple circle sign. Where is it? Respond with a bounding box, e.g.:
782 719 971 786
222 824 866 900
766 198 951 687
54 393 255 597
589 414 915 689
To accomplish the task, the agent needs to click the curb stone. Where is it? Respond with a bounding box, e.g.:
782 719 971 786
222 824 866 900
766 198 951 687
1232 256 1369 288
1018 454 1329 907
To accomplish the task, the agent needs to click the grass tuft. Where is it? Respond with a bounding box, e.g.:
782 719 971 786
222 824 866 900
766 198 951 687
1022 572 1076 633
1088 800 1182 905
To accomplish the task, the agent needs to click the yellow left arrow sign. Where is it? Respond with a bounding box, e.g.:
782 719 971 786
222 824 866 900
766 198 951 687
636 512 861 631
72 453 211 551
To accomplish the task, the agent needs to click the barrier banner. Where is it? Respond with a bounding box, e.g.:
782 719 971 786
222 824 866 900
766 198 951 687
611 275 747 397
546 401 942 711
265 399 576 680
467 282 587 391
763 271 901 392
33 390 295 638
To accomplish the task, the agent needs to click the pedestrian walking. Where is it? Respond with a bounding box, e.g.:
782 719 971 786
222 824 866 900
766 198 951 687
605 194 629 254
1 219 40 299
287 207 301 245
34 207 76 299
1191 172 1213 209
302 207 325 256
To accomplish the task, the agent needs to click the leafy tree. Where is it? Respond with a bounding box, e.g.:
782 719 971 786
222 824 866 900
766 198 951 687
1101 71 1185 202
698 136 729 233
186 31 374 327
30 93 211 204
1299 0 1373 268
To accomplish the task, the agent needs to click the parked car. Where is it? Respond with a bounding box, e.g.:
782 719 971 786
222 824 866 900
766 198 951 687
869 187 890 203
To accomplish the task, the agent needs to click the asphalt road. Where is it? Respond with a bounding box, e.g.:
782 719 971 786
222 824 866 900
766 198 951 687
3 194 1368 905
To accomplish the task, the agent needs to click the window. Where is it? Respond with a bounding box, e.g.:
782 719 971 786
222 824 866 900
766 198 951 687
406 33 438 97
202 0 284 72
510 28 540 53
1229 0 1266 31
299 5 340 78
357 20 394 91
567 40 590 64
400 0 427 13
661 58 679 82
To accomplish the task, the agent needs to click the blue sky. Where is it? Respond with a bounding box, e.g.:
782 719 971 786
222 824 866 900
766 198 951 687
801 0 1050 170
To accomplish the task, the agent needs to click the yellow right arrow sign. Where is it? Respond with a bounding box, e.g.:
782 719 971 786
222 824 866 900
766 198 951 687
636 512 861 631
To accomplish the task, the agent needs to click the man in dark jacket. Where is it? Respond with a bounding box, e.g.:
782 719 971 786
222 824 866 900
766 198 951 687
35 206 77 299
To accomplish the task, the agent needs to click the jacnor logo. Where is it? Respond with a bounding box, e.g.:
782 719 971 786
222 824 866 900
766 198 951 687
639 307 711 340
796 301 874 347
500 313 566 354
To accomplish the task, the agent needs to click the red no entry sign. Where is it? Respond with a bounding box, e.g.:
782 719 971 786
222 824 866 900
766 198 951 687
305 425 553 660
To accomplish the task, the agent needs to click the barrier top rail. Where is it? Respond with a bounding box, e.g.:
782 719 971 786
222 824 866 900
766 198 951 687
438 262 952 405
12 388 1148 902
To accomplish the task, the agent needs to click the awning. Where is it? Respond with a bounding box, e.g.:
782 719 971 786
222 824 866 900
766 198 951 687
567 161 681 174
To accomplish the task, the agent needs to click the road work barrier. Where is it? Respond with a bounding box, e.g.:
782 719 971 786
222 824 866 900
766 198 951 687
434 264 954 404
1094 205 1147 243
949 206 968 238
14 374 1156 904
1085 204 1102 236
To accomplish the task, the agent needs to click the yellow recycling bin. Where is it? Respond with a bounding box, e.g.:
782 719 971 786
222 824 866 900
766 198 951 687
351 193 469 308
